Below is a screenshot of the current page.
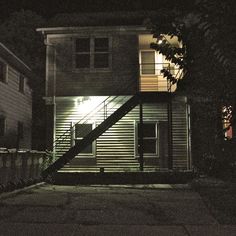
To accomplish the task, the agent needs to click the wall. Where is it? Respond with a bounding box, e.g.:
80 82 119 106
46 32 139 96
0 60 32 148
54 95 190 171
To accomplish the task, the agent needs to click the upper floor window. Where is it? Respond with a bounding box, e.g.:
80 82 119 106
0 116 6 137
94 38 109 68
0 60 7 83
75 38 90 68
19 74 25 93
75 37 111 70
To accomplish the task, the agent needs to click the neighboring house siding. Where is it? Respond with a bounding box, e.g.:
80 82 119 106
46 34 139 97
0 61 32 148
54 96 189 170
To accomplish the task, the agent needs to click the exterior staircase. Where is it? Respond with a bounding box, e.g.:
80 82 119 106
42 94 140 178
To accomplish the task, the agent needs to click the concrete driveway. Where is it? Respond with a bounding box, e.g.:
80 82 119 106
0 184 235 236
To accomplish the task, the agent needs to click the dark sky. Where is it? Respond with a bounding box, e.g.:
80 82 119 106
0 0 188 20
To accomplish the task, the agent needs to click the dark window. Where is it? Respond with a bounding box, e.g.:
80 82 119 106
94 38 109 68
74 123 93 154
17 122 24 139
19 75 25 93
75 38 90 68
137 123 158 154
0 61 7 83
0 117 6 137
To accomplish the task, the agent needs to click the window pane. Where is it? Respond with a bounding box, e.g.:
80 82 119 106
75 124 93 138
94 53 109 68
18 122 24 139
95 38 109 52
75 139 92 153
0 61 6 82
138 140 156 154
141 51 155 74
138 123 156 138
76 54 90 68
0 117 5 136
76 38 90 52
19 75 24 92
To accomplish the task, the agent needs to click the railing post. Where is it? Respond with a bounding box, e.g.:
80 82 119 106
139 94 144 171
168 94 173 170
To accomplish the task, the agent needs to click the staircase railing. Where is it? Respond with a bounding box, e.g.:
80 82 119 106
45 62 183 169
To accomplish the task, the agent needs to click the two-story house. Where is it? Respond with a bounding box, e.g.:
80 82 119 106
0 43 32 149
37 12 192 177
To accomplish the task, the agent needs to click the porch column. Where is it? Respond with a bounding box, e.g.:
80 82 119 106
167 95 173 169
139 96 144 171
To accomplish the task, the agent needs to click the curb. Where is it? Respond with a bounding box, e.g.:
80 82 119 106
0 182 46 200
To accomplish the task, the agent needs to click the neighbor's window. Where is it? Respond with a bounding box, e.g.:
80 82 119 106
222 105 233 139
75 37 110 69
137 122 158 155
0 117 6 137
94 38 109 68
17 121 24 139
74 123 93 154
0 61 7 83
75 38 90 68
19 75 25 93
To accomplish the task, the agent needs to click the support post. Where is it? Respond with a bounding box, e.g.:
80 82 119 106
139 96 144 171
167 95 173 169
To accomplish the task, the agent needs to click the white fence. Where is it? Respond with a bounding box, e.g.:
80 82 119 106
0 148 46 187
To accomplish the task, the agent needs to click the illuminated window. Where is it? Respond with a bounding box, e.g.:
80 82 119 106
222 105 233 139
140 51 156 75
137 122 159 155
74 123 94 154
0 61 7 83
0 117 6 137
75 37 110 69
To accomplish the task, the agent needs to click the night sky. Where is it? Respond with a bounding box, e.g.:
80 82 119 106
0 0 189 20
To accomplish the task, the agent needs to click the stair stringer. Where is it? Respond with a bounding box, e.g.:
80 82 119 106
42 94 140 178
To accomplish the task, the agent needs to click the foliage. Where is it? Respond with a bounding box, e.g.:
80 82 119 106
150 0 236 174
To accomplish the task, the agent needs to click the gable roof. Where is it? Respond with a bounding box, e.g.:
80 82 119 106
0 43 32 78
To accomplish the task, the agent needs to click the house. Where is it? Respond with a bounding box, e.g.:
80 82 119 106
37 12 192 177
0 43 32 149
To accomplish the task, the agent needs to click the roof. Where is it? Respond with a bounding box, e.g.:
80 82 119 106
0 43 32 78
37 10 170 34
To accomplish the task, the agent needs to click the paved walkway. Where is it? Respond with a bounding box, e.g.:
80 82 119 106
0 184 235 236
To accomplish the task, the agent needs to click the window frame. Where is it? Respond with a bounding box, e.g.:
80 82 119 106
0 60 8 83
17 121 24 139
135 121 159 157
19 74 25 93
74 36 112 71
0 116 6 137
71 122 96 157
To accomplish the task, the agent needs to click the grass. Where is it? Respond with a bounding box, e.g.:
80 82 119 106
192 177 236 224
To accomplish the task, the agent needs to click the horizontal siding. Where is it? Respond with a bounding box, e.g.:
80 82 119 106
55 96 189 171
0 64 32 148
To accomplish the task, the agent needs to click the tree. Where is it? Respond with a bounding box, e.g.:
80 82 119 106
149 0 236 172
0 10 46 149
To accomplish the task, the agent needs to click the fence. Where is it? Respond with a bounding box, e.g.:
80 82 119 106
0 148 46 190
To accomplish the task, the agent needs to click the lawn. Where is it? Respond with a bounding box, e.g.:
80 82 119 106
192 177 236 224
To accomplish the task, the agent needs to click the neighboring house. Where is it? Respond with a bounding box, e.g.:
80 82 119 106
0 43 32 149
37 12 191 174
